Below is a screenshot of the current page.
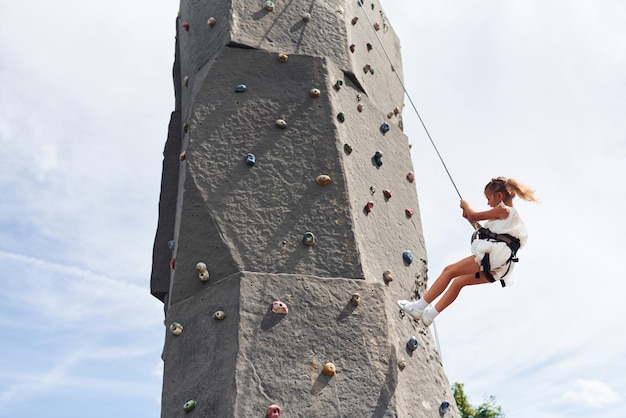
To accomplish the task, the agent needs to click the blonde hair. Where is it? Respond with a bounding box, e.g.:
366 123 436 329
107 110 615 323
485 177 538 203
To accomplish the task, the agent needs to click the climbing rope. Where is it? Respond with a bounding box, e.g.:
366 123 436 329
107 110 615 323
357 2 463 201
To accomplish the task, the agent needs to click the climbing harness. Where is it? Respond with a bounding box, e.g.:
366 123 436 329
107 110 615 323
471 227 520 287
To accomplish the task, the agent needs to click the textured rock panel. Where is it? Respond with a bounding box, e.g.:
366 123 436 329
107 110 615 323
163 273 455 417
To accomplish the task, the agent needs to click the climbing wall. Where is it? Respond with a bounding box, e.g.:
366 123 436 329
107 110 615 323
151 1 460 417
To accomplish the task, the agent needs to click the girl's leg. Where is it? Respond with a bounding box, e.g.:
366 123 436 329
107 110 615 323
423 255 482 303
433 273 490 313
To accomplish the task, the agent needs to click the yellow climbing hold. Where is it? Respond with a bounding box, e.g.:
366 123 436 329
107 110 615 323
316 175 331 186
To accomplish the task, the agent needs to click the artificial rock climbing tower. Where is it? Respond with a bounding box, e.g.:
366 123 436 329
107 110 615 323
151 1 459 417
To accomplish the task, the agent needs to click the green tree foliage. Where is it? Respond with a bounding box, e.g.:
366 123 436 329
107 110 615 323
452 382 505 418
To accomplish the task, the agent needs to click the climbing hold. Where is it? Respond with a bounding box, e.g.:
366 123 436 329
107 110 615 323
315 175 332 186
380 122 390 134
196 262 209 282
213 310 225 320
371 3 375 10
369 67 375 75
351 17 359 25
183 75 189 87
405 208 414 218
278 53 289 62
302 231 315 246
364 201 374 213
179 152 186 161
439 401 451 416
406 171 415 183
406 336 419 352
266 404 281 418
383 189 392 200
387 111 394 119
403 251 414 265
182 21 190 31
310 88 321 98
363 64 371 74
183 400 197 412
183 123 189 133
207 17 217 27
373 150 383 167
394 106 401 115
275 118 287 129
271 301 288 314
334 80 343 90
322 362 336 377
264 1 275 11
169 258 176 269
357 103 364 112
383 270 393 283
343 144 353 155
167 240 175 250
374 22 381 31
370 185 376 194
349 44 356 53
245 153 256 166
301 12 311 22
335 5 344 14
169 322 183 336
356 94 362 101
350 293 361 307
337 112 345 123
398 358 407 370
367 43 373 51
234 84 247 92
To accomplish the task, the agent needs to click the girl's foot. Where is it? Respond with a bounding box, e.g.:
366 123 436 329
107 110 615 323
421 306 439 327
397 300 425 320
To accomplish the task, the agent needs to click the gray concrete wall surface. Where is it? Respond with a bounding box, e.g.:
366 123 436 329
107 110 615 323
151 1 460 417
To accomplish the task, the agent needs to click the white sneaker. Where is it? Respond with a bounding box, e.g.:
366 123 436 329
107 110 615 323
421 308 434 327
397 300 425 321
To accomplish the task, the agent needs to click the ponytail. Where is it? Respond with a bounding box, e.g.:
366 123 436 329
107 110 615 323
485 177 539 203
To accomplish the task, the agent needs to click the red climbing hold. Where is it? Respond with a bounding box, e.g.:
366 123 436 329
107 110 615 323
182 21 190 31
364 201 374 214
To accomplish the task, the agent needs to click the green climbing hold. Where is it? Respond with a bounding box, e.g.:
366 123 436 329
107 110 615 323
183 400 197 412
302 231 315 246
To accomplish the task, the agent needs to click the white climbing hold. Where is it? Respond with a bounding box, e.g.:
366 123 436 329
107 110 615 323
169 322 183 335
196 262 209 282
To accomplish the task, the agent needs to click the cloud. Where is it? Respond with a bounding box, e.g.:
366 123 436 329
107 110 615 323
562 379 620 408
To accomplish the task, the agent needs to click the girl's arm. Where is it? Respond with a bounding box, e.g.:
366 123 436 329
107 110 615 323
460 200 509 222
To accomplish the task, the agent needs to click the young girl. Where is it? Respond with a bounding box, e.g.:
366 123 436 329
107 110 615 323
398 177 538 326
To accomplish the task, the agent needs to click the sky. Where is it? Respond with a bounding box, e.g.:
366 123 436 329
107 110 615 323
0 1 624 417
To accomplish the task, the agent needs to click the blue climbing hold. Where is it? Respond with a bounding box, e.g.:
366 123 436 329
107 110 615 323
246 153 256 166
373 150 383 167
439 401 451 416
380 121 390 134
406 336 419 352
167 240 175 250
402 251 413 265
234 84 247 92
